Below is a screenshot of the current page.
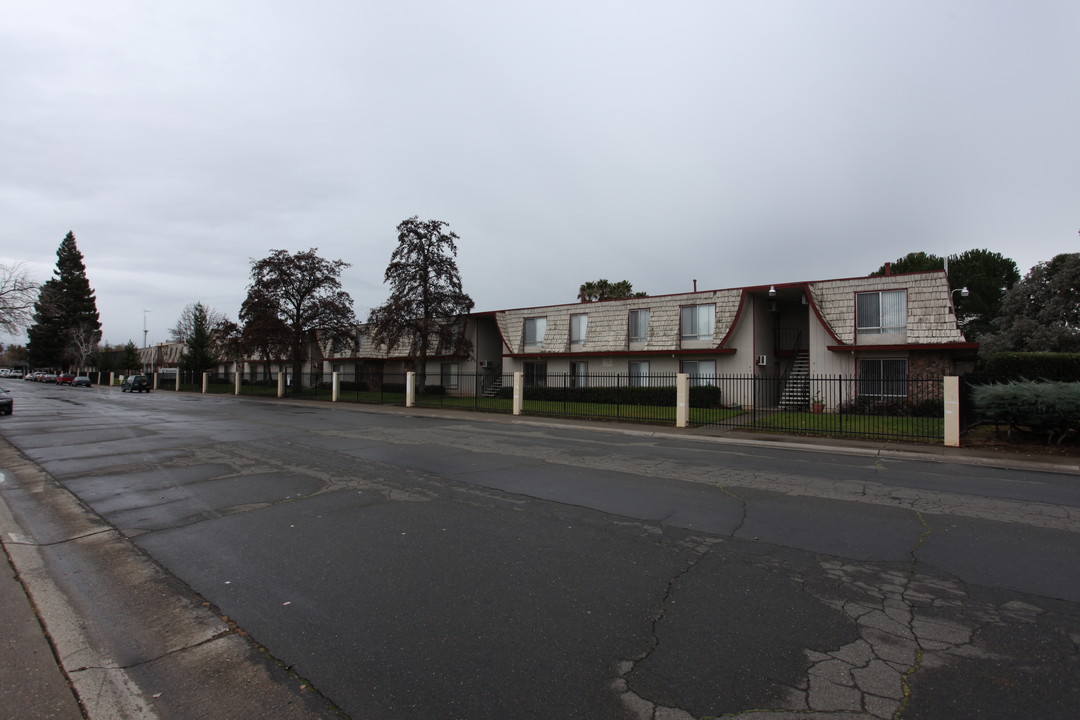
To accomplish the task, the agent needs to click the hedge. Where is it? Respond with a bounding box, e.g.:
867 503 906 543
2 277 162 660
495 384 724 408
976 352 1080 381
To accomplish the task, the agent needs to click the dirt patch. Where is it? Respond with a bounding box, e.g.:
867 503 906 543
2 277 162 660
962 425 1080 459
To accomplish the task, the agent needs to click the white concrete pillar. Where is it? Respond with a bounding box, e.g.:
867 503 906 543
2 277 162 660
234 362 241 395
944 376 960 447
175 371 180 392
676 373 690 428
110 372 116 387
202 372 209 394
332 371 340 402
513 372 524 416
277 373 285 398
406 372 415 407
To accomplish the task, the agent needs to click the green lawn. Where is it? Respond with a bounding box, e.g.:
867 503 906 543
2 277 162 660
181 386 942 443
739 411 943 442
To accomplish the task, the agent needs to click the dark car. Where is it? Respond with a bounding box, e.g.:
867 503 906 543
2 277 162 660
57 373 76 385
0 387 12 415
71 376 93 388
121 375 151 393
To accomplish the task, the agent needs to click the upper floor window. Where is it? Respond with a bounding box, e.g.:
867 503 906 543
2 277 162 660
629 309 649 343
680 304 715 341
570 314 588 345
524 317 547 345
857 290 907 335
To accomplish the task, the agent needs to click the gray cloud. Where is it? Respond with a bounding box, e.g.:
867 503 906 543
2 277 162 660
3 0 1077 346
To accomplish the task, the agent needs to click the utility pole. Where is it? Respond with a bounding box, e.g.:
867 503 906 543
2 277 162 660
142 310 151 374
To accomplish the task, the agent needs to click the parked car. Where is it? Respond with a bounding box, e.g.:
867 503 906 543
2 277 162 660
71 376 93 388
57 373 76 385
0 387 12 415
121 375 151 393
42 374 58 383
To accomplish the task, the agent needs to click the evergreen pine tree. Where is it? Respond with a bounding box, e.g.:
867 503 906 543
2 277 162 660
178 302 221 371
26 232 102 369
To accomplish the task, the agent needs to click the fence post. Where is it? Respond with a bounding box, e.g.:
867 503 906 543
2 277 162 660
944 376 960 447
676 373 689 428
513 372 523 415
332 371 340 402
277 373 284 398
406 372 415 407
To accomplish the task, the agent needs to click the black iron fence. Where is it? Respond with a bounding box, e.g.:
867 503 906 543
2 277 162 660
147 369 947 443
689 374 944 442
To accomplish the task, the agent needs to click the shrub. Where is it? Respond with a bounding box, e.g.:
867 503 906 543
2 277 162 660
973 379 1080 444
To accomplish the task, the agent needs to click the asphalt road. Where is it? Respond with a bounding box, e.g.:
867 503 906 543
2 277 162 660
2 380 1078 719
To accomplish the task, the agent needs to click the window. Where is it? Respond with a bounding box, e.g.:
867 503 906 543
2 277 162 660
524 361 547 387
570 361 588 388
680 304 715 341
629 309 649 343
441 362 459 389
332 363 344 375
628 361 650 387
524 317 547 345
681 360 716 387
858 358 907 400
857 290 907 335
570 314 588 345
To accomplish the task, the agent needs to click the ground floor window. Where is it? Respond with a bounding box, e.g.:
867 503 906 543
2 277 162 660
441 362 459 389
858 358 907 400
628 361 650 387
524 361 547 387
570 361 588 388
681 360 716 387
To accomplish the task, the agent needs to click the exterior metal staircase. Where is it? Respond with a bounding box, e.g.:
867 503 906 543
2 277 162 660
482 372 504 397
779 352 810 408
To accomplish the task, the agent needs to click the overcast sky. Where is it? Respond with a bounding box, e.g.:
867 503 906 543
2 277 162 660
3 1 1077 347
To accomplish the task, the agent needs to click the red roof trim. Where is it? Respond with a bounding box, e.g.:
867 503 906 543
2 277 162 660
717 289 749 348
826 342 979 352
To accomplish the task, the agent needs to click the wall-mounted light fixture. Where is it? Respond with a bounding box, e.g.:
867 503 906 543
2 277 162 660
768 285 776 297
947 287 970 318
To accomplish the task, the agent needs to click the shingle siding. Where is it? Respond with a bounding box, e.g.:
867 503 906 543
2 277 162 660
495 289 742 354
809 272 964 345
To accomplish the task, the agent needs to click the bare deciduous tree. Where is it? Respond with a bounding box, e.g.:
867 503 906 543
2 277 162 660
0 262 40 336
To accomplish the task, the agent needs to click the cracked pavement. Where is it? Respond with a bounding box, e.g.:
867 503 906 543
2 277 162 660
2 385 1078 719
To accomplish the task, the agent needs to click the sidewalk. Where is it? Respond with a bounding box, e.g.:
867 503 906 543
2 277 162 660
1 403 1075 720
1 552 82 720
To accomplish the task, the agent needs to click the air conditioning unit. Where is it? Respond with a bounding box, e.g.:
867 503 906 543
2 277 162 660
479 360 494 369
757 355 768 366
